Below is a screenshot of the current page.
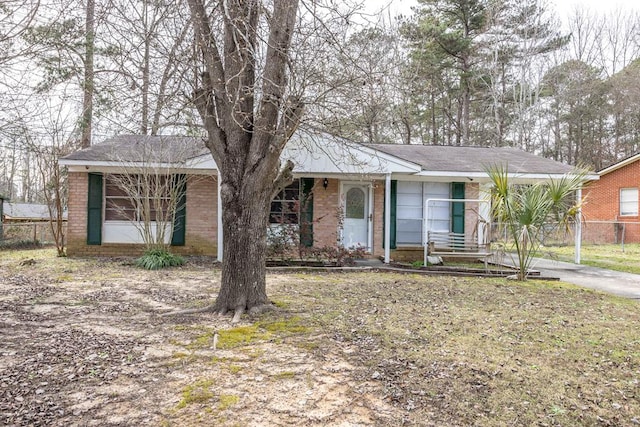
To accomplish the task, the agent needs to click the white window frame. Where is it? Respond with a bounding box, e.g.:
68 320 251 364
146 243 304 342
620 188 639 216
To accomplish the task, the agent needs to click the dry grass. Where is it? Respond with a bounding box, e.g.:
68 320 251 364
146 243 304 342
1 249 639 426
273 273 640 426
544 243 640 274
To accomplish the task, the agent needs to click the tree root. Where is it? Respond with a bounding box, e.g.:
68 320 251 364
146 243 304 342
159 304 217 317
248 303 276 316
231 306 245 324
160 302 275 320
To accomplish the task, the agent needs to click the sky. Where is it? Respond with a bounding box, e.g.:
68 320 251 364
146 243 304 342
554 0 640 16
368 0 640 21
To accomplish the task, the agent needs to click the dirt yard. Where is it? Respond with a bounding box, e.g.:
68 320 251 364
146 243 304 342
2 249 639 426
0 250 398 426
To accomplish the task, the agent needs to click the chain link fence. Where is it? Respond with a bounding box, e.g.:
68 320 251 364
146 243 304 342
0 222 66 247
489 220 640 248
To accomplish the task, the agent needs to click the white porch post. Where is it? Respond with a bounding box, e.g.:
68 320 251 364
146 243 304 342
384 173 391 264
574 186 582 264
217 170 223 262
479 184 491 246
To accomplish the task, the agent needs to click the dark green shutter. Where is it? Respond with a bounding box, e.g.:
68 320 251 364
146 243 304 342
451 182 465 234
87 173 103 245
383 180 397 249
171 174 187 246
300 178 314 247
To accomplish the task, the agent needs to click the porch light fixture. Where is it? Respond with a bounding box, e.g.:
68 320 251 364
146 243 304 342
323 178 329 189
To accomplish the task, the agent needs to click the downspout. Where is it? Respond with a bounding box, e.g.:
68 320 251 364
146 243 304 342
574 186 582 264
217 170 223 262
384 173 391 264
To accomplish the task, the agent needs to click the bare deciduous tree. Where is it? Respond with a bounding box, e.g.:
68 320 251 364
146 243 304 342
103 137 201 252
186 0 303 320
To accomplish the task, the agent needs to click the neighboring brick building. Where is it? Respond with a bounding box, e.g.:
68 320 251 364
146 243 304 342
59 133 589 262
582 154 640 244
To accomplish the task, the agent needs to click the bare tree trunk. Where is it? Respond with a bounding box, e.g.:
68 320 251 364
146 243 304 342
460 55 471 146
81 0 95 148
141 0 150 135
216 181 271 315
430 85 437 145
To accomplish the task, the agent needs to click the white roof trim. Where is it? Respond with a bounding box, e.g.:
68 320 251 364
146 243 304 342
598 153 640 176
62 161 213 175
60 159 184 168
410 171 598 181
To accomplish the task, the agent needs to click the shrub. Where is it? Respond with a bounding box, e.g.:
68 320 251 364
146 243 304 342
136 248 185 270
300 244 367 266
266 224 299 261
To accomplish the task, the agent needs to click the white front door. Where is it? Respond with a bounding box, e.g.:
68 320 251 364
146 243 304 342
342 183 370 249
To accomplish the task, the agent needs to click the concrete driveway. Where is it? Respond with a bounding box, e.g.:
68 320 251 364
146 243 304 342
521 257 640 300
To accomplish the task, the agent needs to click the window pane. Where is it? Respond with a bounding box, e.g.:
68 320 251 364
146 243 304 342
269 180 300 224
620 188 638 216
105 174 178 223
105 207 135 221
346 188 365 219
105 183 129 197
397 219 422 244
284 187 299 200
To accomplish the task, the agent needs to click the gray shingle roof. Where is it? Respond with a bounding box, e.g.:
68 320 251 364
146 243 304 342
3 202 67 220
62 134 576 176
368 144 574 175
62 135 208 163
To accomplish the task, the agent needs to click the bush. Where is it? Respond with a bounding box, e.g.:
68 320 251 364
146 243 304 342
136 249 185 270
266 224 299 261
300 245 367 266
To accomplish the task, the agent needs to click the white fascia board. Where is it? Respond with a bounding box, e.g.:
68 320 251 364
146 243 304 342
61 160 213 175
60 159 179 169
410 171 599 183
598 154 640 176
292 172 389 180
284 137 421 175
184 154 218 170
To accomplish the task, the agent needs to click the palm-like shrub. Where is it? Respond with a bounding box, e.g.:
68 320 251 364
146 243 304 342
487 164 586 280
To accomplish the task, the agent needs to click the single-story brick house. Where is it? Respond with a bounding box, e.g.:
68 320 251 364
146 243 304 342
582 153 640 244
59 133 592 262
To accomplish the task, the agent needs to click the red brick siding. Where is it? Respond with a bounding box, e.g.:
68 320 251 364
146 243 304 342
582 160 640 243
183 176 217 255
66 172 88 255
310 178 383 257
66 172 218 256
311 178 340 248
66 173 483 259
464 183 480 241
